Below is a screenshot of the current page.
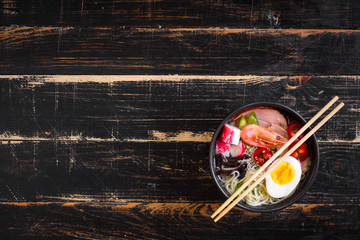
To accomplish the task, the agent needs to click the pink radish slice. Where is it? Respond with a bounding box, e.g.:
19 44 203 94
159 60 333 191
230 141 246 157
220 124 241 145
216 140 230 157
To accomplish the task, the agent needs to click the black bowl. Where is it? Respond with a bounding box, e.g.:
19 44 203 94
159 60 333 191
209 102 319 212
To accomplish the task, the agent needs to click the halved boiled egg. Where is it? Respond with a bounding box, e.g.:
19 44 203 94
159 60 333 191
266 156 302 198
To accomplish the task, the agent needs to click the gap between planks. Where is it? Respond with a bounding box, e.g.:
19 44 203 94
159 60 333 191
1 201 356 208
0 133 359 144
2 26 360 34
1 201 358 221
1 75 360 84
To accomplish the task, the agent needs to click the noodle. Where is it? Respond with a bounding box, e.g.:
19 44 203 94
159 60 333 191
219 159 286 206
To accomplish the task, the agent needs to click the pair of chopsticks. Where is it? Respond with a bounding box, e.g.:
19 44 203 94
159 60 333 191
211 96 344 222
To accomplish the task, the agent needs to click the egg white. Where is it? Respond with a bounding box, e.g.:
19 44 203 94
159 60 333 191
266 156 302 198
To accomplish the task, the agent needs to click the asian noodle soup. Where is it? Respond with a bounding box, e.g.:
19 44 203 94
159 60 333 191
214 107 311 206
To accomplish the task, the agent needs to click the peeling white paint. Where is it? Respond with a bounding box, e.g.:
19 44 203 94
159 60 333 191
1 75 284 85
3 75 359 84
1 131 358 144
126 130 213 142
349 108 360 112
0 132 117 143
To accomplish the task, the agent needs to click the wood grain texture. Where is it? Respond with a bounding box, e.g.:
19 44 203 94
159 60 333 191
1 27 360 75
1 0 359 238
0 75 358 238
0 141 358 204
0 202 358 239
0 75 359 141
0 0 359 29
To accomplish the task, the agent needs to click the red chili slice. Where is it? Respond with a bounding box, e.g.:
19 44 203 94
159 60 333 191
253 148 273 166
288 123 304 140
291 144 309 162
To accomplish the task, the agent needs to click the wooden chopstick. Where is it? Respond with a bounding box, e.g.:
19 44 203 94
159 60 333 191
211 96 339 219
212 97 343 222
214 101 344 222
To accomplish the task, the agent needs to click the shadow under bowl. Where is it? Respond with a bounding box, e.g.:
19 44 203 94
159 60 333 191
209 102 319 212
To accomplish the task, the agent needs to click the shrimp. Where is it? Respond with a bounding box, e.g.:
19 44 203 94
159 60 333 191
233 107 288 138
241 124 287 149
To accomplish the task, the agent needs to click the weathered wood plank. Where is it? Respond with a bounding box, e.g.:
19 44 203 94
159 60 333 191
0 142 358 204
0 0 359 29
0 202 358 239
1 27 360 75
0 75 359 141
1 1 358 238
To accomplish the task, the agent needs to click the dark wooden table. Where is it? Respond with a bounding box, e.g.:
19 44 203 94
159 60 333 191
0 1 359 239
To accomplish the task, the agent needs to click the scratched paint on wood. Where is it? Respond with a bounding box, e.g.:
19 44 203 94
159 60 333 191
0 140 358 202
0 1 359 239
0 201 358 238
0 75 358 142
1 27 360 75
0 0 359 29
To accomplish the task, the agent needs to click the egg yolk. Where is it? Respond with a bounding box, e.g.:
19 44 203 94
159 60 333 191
270 162 295 185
